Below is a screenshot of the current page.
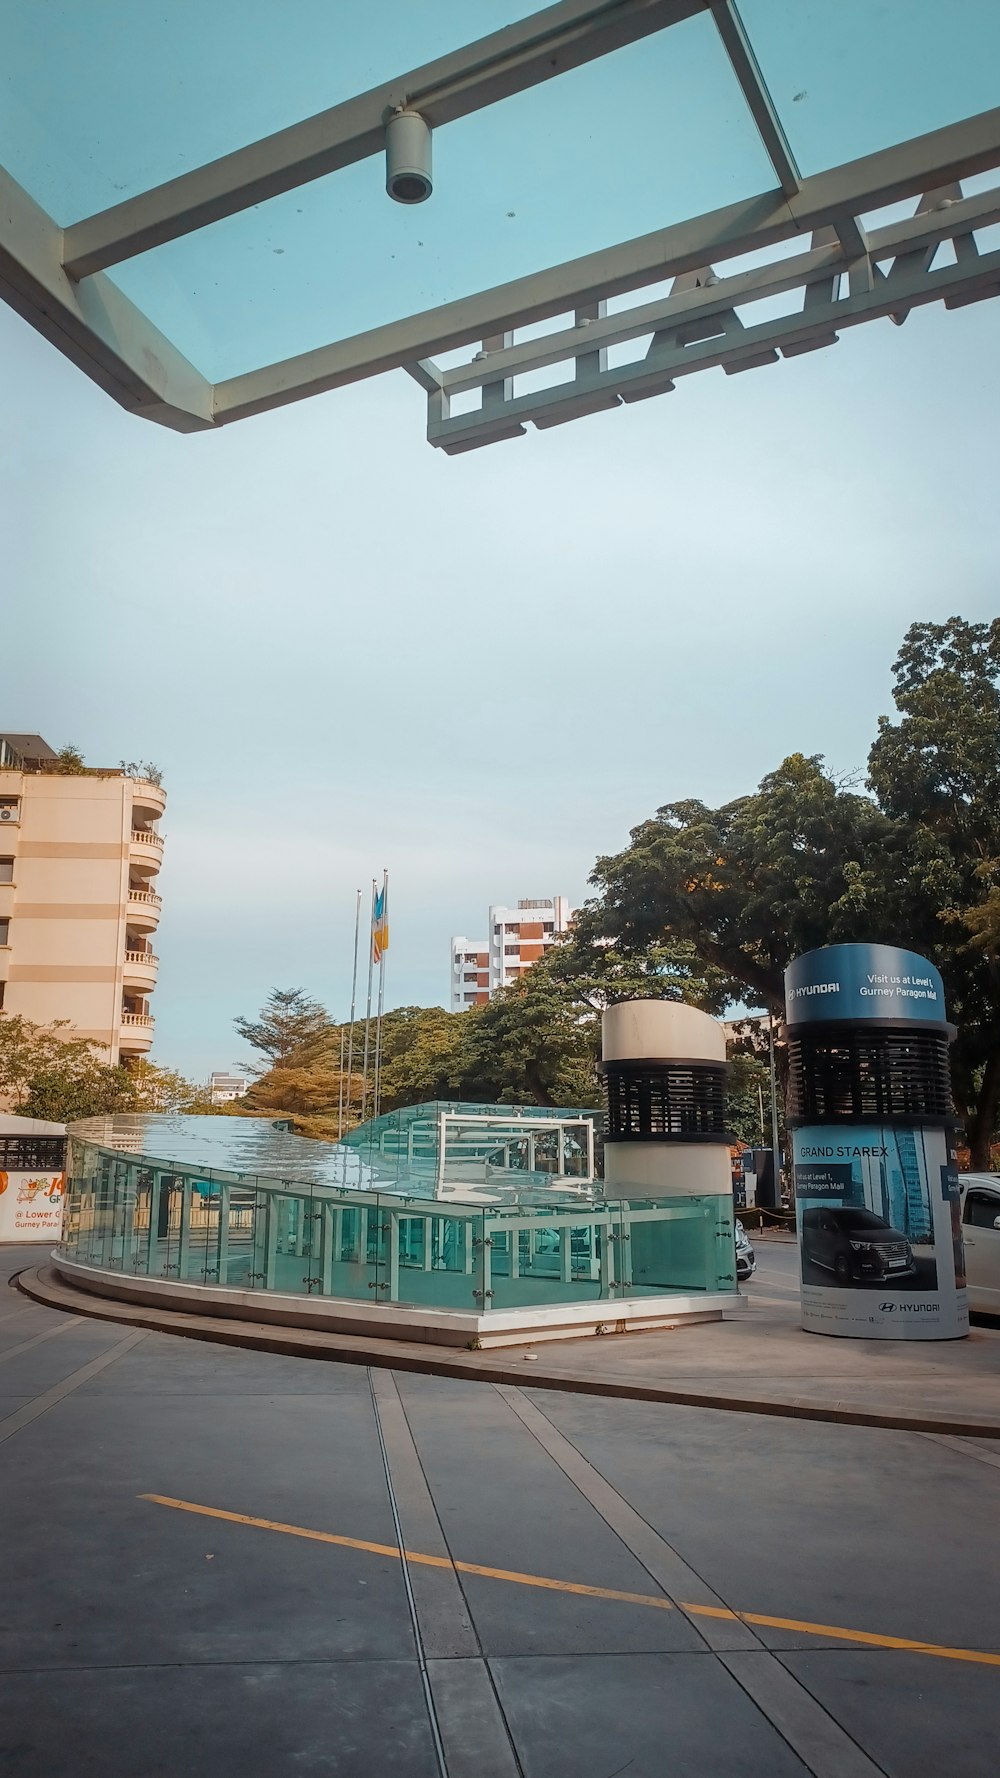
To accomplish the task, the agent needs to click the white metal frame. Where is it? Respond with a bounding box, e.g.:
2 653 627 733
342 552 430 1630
1 0 998 445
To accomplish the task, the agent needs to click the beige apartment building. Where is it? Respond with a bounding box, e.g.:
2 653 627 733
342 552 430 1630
0 733 165 1063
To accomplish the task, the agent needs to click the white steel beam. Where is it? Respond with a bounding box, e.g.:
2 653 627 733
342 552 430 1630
211 105 1000 424
710 0 800 196
62 0 708 280
426 230 1000 451
0 165 212 432
435 183 1000 391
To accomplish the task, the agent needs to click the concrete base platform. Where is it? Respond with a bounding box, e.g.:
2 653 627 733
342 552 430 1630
49 1253 738 1348
16 1258 1000 1440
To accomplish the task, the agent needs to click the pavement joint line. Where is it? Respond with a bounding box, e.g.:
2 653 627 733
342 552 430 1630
0 1315 82 1364
0 1329 148 1443
497 1386 888 1776
368 1371 449 1778
920 1432 1000 1473
495 1382 762 1655
139 1493 1000 1669
370 1372 522 1778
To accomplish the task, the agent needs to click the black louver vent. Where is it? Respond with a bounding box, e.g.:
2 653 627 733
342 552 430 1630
787 1029 953 1126
603 1062 729 1143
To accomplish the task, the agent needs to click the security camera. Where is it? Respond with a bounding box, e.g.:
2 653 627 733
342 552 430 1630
386 110 433 204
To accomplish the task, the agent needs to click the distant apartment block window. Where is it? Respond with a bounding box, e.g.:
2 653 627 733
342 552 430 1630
504 944 520 955
543 924 554 934
0 918 8 945
0 858 12 883
464 992 476 1003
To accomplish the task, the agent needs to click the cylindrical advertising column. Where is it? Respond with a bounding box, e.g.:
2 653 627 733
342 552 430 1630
600 1000 735 1295
784 943 967 1340
601 1000 732 1197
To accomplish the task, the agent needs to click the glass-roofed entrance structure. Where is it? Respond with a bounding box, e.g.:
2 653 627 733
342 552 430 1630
2 2 998 449
56 1104 741 1347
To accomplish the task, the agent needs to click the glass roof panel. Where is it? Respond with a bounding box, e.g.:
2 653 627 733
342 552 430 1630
0 0 539 224
740 0 1000 177
105 14 776 382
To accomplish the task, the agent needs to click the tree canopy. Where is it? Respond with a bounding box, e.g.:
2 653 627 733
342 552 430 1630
234 988 331 1070
580 616 1000 1165
0 1014 210 1122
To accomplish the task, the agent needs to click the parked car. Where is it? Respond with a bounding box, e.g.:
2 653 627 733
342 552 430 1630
735 1218 756 1281
801 1205 914 1285
961 1174 1000 1314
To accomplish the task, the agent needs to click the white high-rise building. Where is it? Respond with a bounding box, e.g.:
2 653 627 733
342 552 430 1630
450 896 572 1010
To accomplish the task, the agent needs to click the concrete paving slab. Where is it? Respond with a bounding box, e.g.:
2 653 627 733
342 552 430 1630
525 1389 1000 1657
490 1652 813 1778
0 1661 440 1778
0 1384 417 1670
777 1650 1000 1778
395 1373 706 1657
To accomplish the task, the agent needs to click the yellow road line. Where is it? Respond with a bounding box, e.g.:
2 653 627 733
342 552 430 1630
140 1495 673 1611
140 1493 1000 1668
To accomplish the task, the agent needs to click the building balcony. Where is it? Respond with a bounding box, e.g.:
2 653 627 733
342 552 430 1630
130 779 167 821
122 949 158 992
127 888 162 931
129 828 164 873
119 1012 154 1053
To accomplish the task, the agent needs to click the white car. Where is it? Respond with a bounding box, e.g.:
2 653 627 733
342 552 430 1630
735 1218 756 1281
961 1174 1000 1314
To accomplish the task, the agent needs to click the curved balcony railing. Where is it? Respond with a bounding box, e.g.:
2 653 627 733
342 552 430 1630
121 1013 154 1028
128 889 162 909
130 828 164 850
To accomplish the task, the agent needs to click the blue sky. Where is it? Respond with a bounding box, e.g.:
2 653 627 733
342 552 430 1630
2 5 999 1080
4 288 998 1081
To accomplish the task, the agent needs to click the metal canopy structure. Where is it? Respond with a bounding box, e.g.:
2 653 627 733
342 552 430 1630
2 0 998 449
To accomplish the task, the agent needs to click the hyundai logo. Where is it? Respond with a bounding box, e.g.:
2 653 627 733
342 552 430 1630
879 1301 897 1312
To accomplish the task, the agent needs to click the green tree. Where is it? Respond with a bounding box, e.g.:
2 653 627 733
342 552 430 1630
0 1014 208 1122
234 988 331 1071
373 1006 477 1109
584 753 894 1015
460 933 728 1109
579 617 1000 1164
54 744 87 774
867 616 1000 1166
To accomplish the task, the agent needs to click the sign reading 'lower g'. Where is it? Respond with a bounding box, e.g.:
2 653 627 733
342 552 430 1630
0 1170 65 1242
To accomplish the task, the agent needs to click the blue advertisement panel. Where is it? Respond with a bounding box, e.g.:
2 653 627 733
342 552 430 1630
785 944 946 1028
792 1124 968 1339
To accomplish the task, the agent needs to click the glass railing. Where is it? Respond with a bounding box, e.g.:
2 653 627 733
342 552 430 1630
58 1137 739 1313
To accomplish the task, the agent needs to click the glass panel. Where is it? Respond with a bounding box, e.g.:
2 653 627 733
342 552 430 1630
0 2 540 223
226 1181 258 1288
107 15 775 380
486 1208 605 1309
622 1195 737 1296
740 0 1000 177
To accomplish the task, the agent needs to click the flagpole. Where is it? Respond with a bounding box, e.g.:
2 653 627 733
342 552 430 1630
337 1024 346 1140
344 889 362 1132
360 878 377 1124
373 869 389 1121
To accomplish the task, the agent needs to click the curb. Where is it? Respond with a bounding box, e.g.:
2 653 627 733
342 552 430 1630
15 1264 1000 1442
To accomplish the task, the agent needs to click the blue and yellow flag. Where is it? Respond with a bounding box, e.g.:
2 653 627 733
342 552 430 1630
372 883 389 964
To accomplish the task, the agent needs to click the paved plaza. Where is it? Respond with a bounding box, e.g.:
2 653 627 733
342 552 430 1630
3 1245 1000 1776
